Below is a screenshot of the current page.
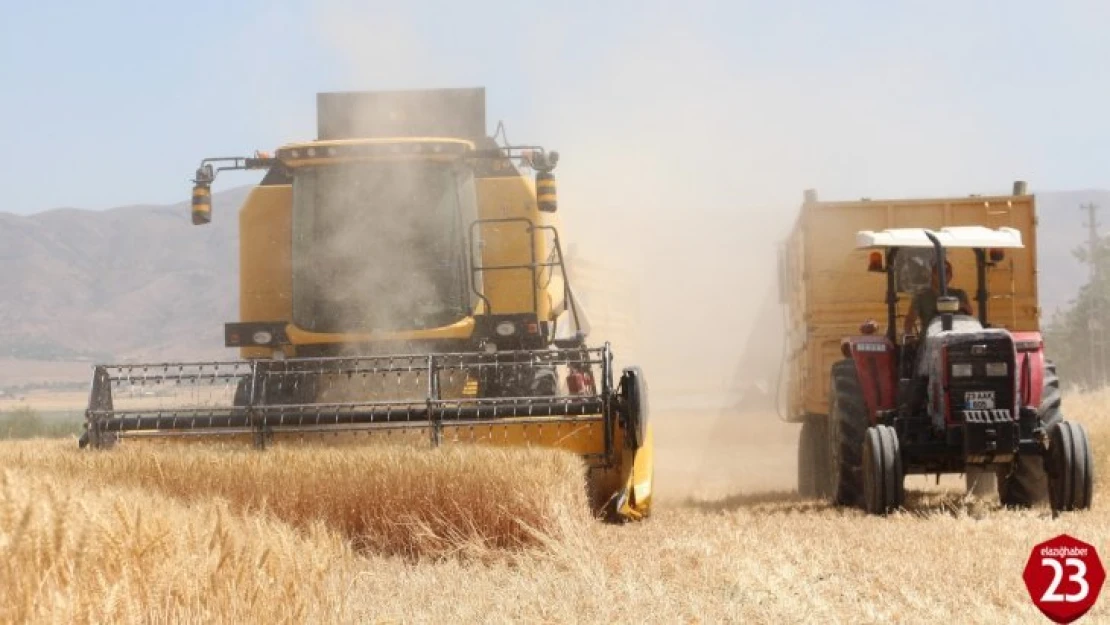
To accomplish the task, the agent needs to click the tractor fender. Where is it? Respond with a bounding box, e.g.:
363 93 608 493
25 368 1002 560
841 336 897 424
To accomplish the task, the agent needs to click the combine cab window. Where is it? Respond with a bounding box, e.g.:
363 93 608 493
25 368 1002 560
291 161 478 332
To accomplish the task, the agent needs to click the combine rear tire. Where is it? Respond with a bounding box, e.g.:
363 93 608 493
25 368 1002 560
862 424 904 515
1046 421 1094 512
997 361 1063 506
829 360 868 507
798 415 833 498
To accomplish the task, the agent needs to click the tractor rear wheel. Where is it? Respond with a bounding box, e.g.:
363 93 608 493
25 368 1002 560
829 360 868 507
862 424 904 515
997 361 1063 506
798 415 833 498
1046 421 1094 512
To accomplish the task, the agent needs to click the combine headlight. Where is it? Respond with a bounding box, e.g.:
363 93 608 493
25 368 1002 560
252 330 273 345
985 362 1008 377
952 363 973 378
495 321 517 337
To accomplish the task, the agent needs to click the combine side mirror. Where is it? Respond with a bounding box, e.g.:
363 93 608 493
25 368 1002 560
533 150 559 213
867 251 885 272
536 171 557 212
191 182 212 225
191 163 215 225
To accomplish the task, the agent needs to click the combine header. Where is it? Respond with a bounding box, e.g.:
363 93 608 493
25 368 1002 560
81 88 653 521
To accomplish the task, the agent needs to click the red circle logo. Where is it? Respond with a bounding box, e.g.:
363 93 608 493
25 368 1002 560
1023 534 1106 623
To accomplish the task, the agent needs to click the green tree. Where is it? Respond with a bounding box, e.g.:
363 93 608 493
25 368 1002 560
1044 235 1110 389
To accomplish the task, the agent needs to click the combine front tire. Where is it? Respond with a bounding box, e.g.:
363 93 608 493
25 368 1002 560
862 424 904 515
997 361 1063 506
1046 421 1094 512
798 415 833 498
829 360 868 507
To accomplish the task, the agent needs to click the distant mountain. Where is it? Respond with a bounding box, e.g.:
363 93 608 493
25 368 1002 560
0 187 248 362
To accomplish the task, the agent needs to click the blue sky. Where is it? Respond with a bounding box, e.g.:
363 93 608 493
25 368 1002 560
3 1 1109 386
3 1 1110 218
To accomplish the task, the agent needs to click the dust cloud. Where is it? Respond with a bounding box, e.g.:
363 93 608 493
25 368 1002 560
293 157 467 339
284 2 1009 498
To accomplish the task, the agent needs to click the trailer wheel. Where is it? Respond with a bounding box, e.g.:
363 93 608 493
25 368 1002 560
997 361 1063 506
829 359 868 507
798 415 833 498
1046 421 1094 512
862 424 904 515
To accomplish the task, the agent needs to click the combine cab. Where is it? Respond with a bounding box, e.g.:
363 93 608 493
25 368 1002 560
80 88 653 521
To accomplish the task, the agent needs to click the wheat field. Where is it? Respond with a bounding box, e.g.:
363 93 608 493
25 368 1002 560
1 391 1106 624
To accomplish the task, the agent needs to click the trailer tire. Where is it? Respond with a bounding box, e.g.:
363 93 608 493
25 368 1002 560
829 359 868 507
997 361 1063 507
798 415 833 498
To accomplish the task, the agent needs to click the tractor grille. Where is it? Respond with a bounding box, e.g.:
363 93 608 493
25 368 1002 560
946 336 1016 423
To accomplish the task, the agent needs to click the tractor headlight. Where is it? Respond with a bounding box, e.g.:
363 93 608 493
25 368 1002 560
985 362 1008 377
951 363 973 378
251 330 273 345
495 321 517 337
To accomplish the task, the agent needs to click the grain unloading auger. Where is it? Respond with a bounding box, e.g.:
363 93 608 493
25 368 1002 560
79 88 653 521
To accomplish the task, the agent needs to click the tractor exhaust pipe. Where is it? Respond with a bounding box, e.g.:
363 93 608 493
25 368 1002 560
924 230 955 332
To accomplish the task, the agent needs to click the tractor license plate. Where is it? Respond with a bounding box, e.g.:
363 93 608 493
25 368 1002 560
965 391 995 410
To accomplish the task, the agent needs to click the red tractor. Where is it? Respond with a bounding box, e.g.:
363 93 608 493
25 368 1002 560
819 226 1094 515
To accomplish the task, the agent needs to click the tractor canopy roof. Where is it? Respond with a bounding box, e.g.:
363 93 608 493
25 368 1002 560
855 226 1024 250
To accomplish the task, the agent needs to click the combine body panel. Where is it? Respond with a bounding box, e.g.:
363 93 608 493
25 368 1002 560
82 87 653 521
780 190 1039 421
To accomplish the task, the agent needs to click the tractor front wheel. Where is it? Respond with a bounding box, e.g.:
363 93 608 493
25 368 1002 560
862 424 904 515
1046 421 1094 512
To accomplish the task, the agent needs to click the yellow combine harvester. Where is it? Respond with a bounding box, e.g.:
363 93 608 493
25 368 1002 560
80 88 653 521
